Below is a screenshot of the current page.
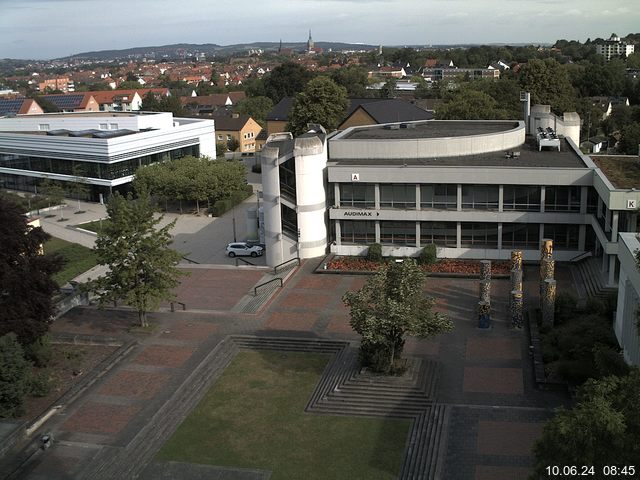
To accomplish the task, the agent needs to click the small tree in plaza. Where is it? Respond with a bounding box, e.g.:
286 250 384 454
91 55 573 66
90 190 184 327
342 259 453 373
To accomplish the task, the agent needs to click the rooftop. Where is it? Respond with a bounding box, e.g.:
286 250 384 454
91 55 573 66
341 121 519 140
330 136 588 169
592 155 640 189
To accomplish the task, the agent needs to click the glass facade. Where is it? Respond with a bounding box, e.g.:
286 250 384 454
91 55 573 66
380 184 416 209
281 204 298 239
503 185 541 211
340 220 375 244
380 221 416 245
502 223 540 249
340 184 375 208
278 157 296 202
544 224 579 250
421 184 456 209
545 186 581 212
0 145 198 181
420 222 457 247
461 185 499 211
460 222 499 248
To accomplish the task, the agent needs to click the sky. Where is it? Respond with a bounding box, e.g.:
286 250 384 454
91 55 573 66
1 0 639 60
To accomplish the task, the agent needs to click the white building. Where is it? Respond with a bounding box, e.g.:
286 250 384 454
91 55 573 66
0 111 215 200
596 34 635 61
615 233 640 365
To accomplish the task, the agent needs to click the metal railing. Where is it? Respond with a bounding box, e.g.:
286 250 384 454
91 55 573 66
274 257 300 275
254 278 283 296
235 257 255 266
569 251 593 263
170 301 186 312
182 256 200 264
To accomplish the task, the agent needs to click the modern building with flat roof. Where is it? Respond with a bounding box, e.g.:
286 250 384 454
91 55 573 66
259 113 640 291
0 111 215 200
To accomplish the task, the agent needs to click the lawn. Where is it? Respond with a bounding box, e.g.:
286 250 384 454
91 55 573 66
157 350 410 480
76 219 109 233
44 236 98 286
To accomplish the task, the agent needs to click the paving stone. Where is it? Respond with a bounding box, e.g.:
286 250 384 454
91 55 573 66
466 337 521 361
476 421 543 456
98 369 171 399
61 402 140 436
133 345 196 368
264 311 319 331
475 465 531 480
463 367 524 395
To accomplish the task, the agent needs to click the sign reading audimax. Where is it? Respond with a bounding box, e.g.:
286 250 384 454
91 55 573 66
341 210 380 217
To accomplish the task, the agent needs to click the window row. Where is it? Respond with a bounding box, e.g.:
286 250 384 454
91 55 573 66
340 221 580 250
338 184 585 212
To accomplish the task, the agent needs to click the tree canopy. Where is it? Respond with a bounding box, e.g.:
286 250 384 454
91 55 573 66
0 195 62 346
287 76 349 135
90 191 183 327
518 58 577 114
330 66 371 98
435 89 510 120
263 62 313 103
140 92 184 116
342 259 453 373
235 96 273 127
532 369 640 474
0 333 30 418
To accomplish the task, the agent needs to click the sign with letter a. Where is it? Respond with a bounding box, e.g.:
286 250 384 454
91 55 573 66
351 173 360 181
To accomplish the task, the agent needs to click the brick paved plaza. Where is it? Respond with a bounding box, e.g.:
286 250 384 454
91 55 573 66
11 262 570 479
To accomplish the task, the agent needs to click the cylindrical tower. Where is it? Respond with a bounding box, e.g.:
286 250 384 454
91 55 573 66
260 143 285 267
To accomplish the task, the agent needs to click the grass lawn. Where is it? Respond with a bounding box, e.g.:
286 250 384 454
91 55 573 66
157 350 410 480
76 219 109 233
44 237 98 286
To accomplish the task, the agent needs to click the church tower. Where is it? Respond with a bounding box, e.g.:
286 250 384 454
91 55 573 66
307 29 315 53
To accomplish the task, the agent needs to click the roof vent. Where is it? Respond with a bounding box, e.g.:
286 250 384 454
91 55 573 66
384 124 400 130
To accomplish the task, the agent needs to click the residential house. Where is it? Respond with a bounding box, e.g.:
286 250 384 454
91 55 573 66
181 92 247 116
0 98 44 116
91 88 170 112
38 77 74 93
596 34 635 61
338 98 433 130
212 113 262 153
40 93 100 112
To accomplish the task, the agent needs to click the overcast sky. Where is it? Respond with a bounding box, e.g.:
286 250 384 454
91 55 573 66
1 0 638 60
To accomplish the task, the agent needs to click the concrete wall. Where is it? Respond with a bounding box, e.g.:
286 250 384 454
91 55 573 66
615 233 640 365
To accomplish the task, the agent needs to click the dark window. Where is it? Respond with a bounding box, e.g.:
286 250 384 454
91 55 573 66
340 184 375 208
503 185 541 211
461 185 498 211
587 187 598 214
545 186 581 212
502 223 540 249
279 157 296 201
380 184 416 209
421 184 457 209
281 204 297 239
340 220 375 244
380 221 416 245
460 223 499 248
544 224 579 250
420 221 457 247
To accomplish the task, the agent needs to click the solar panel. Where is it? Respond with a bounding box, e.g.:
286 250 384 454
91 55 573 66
0 99 26 115
43 94 85 110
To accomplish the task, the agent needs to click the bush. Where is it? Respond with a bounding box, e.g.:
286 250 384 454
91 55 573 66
0 333 30 418
210 185 254 217
593 345 630 378
359 338 406 374
25 334 53 368
418 244 437 265
366 243 383 262
555 292 578 325
28 370 53 397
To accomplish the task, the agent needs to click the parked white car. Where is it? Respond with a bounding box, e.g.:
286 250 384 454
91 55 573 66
226 242 264 258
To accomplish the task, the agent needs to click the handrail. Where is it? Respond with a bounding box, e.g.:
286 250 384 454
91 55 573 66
170 301 186 312
274 257 300 275
235 257 255 266
569 251 593 263
182 256 200 264
254 278 283 296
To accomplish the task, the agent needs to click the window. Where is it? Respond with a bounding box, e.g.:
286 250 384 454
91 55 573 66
544 224 579 250
281 204 298 239
380 184 416 209
340 220 375 244
217 134 223 141
462 185 498 210
99 123 108 130
38 124 50 131
421 184 457 210
109 123 119 130
545 186 581 212
340 184 375 208
380 221 416 245
279 157 296 200
420 222 457 247
461 223 499 248
226 134 232 141
503 185 540 211
502 223 539 249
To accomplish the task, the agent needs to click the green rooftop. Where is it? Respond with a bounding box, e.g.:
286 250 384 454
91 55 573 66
592 155 640 189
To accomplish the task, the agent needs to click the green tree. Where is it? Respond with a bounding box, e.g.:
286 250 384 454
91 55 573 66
342 259 453 373
0 333 30 418
227 137 240 152
38 178 65 209
69 165 89 212
330 66 371 97
263 62 313 103
118 80 142 90
0 195 62 346
532 370 640 475
90 191 184 327
436 89 509 120
618 122 640 154
519 58 577 114
287 76 349 135
140 91 161 111
379 78 397 99
235 96 273 127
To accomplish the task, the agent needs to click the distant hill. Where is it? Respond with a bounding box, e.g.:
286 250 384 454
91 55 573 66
57 41 380 61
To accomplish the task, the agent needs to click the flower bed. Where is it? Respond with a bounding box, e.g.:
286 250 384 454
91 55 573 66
326 256 511 275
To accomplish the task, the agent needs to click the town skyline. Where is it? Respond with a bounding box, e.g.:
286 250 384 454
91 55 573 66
1 0 639 60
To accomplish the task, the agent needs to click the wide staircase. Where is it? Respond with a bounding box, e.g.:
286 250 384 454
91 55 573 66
572 256 618 300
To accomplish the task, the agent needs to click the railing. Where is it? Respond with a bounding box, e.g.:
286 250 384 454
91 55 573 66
182 256 200 264
170 301 186 312
235 257 255 266
254 278 283 296
569 251 593 263
274 257 300 275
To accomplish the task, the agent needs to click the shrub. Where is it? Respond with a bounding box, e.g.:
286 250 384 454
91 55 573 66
366 243 383 262
593 345 630 378
418 244 437 265
555 292 578 325
28 370 53 397
25 334 53 368
359 339 406 374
